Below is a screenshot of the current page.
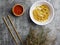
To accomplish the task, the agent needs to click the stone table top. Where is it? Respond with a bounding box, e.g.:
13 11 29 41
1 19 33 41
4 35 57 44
0 0 60 45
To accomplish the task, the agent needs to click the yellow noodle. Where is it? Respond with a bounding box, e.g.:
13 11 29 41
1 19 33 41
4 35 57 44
33 4 50 22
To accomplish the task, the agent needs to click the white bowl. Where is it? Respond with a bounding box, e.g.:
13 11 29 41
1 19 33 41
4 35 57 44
30 1 54 25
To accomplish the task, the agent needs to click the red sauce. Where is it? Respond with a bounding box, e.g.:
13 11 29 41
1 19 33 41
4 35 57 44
14 5 23 15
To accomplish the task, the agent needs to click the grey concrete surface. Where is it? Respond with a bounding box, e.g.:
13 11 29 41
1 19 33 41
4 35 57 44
0 0 60 45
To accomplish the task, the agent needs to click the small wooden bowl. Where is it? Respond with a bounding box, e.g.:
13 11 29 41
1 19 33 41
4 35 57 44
12 4 24 16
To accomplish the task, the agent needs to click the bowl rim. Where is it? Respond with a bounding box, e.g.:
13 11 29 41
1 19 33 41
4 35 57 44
30 1 54 25
12 4 24 16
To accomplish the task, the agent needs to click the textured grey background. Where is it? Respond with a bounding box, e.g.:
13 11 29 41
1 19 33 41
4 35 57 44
0 0 60 45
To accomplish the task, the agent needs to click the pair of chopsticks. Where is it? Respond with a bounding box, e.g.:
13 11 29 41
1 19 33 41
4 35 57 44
2 15 23 45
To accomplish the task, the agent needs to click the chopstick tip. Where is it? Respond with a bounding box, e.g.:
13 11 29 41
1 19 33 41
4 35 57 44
2 16 5 19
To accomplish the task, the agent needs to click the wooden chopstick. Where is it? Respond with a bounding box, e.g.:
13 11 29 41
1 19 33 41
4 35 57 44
2 17 18 45
7 15 23 45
